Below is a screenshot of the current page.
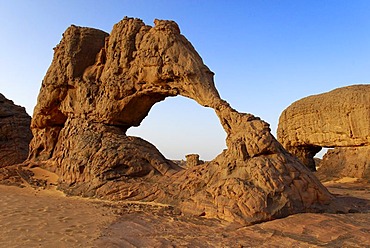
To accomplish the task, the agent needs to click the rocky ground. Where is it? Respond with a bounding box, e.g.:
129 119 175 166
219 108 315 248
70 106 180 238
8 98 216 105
0 169 368 247
97 179 370 247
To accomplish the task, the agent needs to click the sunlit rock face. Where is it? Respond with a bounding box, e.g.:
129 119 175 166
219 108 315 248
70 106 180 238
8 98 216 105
0 93 32 166
278 85 370 179
27 17 331 225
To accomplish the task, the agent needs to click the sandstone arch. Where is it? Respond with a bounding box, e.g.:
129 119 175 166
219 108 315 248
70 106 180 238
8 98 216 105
27 17 331 224
278 85 370 178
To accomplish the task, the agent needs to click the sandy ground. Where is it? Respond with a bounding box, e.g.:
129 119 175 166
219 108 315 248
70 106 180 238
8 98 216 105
0 185 117 248
0 168 118 247
0 170 369 247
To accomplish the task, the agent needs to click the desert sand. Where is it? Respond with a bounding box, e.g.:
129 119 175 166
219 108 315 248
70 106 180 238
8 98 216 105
1 174 369 247
0 185 116 247
0 167 118 247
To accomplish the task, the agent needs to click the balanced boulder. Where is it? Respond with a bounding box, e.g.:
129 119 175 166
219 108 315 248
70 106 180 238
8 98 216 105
278 85 370 178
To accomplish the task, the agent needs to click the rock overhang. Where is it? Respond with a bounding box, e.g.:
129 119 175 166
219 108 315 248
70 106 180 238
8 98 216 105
278 84 370 175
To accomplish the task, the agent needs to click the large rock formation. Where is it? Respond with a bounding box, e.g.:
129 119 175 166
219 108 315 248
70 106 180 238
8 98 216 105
278 85 370 177
26 17 332 224
0 93 32 166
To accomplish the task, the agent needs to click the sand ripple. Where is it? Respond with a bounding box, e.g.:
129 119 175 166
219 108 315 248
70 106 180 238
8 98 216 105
0 185 116 248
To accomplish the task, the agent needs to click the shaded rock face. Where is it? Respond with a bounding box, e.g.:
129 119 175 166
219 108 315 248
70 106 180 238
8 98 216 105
0 94 32 166
27 17 331 224
278 85 370 175
317 147 370 182
185 154 203 167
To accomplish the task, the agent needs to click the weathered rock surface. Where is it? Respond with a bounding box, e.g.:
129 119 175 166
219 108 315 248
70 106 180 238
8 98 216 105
278 85 370 172
317 147 370 182
97 177 370 247
185 154 203 167
24 17 331 224
0 181 368 247
0 93 32 166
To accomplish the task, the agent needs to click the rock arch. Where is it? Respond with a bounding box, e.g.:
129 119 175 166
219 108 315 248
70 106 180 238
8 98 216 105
27 17 331 224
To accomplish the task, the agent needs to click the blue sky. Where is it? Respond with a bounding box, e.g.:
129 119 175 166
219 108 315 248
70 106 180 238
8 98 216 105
1 1 369 160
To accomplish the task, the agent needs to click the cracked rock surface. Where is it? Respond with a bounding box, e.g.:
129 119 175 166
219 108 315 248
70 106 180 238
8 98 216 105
0 93 32 166
25 17 331 224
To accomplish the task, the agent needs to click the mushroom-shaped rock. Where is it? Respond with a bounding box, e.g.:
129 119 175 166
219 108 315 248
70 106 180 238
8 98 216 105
278 85 370 177
26 17 331 224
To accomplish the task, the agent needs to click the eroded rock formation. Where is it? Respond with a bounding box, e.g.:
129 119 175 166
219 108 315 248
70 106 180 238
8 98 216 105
0 93 32 166
185 154 203 167
318 147 370 181
278 85 370 177
26 17 331 224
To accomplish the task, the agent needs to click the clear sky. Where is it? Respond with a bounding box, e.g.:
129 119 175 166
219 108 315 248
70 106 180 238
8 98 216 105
1 1 369 160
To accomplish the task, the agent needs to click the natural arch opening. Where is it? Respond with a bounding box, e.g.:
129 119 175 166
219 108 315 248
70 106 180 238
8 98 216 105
314 147 334 170
315 147 333 159
126 96 227 161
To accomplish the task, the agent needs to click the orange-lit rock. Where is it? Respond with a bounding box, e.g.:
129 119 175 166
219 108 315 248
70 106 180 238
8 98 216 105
27 17 331 224
278 85 370 178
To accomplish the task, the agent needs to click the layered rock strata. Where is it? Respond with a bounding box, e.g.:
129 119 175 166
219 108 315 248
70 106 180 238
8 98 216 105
0 93 32 166
278 85 370 176
26 17 331 224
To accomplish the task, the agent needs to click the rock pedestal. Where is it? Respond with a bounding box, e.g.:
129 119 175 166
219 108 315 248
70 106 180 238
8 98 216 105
278 85 370 179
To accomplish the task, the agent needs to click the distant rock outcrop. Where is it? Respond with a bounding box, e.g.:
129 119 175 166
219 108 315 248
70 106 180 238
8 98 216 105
24 17 331 224
185 154 203 167
0 93 32 166
278 85 370 178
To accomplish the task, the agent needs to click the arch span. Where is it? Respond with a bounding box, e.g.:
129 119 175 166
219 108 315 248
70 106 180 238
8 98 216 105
27 17 331 224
